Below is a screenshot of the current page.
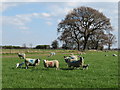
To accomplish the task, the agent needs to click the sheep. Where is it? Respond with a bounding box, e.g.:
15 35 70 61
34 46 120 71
25 58 40 69
105 55 108 56
113 54 117 57
43 60 59 70
82 64 89 70
16 58 40 69
16 62 25 68
18 53 26 59
64 56 84 68
65 56 89 69
48 52 56 57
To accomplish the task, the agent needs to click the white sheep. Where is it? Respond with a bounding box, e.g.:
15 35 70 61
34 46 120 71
105 55 108 56
43 60 59 70
25 58 40 69
113 54 117 57
48 52 56 57
16 62 25 68
18 53 26 59
16 58 40 69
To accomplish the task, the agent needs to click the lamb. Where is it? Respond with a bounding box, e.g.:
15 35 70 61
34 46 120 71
48 52 56 57
16 62 25 68
17 53 26 59
105 55 108 56
43 60 59 70
113 54 117 57
82 64 89 70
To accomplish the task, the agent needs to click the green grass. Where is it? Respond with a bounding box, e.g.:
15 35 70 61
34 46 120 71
2 50 118 88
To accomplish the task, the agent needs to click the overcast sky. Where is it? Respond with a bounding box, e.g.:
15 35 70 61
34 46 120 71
1 1 118 48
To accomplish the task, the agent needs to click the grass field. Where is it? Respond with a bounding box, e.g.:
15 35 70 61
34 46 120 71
2 50 118 88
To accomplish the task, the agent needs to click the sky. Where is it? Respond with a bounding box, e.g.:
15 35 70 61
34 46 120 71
1 1 119 48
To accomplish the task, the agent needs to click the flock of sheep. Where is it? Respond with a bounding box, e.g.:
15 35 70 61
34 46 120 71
16 52 89 70
16 51 118 70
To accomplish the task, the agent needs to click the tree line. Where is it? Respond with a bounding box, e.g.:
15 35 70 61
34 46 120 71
1 41 59 49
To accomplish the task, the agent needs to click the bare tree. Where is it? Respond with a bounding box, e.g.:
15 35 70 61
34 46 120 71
58 6 112 50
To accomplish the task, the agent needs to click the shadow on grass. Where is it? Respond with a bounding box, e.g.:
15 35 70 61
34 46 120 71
11 66 38 70
12 67 82 71
60 68 81 70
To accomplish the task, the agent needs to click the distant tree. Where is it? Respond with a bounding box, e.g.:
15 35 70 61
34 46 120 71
57 6 113 50
51 40 59 49
106 33 117 50
2 46 21 49
35 45 50 49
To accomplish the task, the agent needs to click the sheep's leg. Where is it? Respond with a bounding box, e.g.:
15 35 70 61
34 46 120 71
25 63 28 69
56 65 59 70
25 66 28 69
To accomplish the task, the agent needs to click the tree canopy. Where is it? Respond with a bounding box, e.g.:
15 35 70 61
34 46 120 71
57 6 114 50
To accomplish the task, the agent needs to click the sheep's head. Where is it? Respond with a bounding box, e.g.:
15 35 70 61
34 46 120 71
64 56 70 63
43 60 47 67
80 57 84 61
35 59 40 65
43 60 47 62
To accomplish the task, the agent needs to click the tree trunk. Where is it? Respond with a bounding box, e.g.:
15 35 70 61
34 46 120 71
108 44 111 50
77 42 80 51
83 41 87 50
95 41 99 50
83 36 89 50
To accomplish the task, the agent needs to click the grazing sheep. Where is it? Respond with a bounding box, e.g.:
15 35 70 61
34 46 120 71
64 56 84 68
18 53 26 59
16 62 25 68
64 56 89 69
113 54 117 57
82 64 89 70
48 52 56 57
24 58 40 69
105 55 108 56
43 60 59 70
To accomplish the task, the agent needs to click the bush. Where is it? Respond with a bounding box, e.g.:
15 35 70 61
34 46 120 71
35 45 50 49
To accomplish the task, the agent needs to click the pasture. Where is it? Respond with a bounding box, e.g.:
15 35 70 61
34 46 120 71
2 49 118 88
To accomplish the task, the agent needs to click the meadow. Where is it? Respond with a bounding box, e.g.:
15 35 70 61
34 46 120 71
2 49 118 88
